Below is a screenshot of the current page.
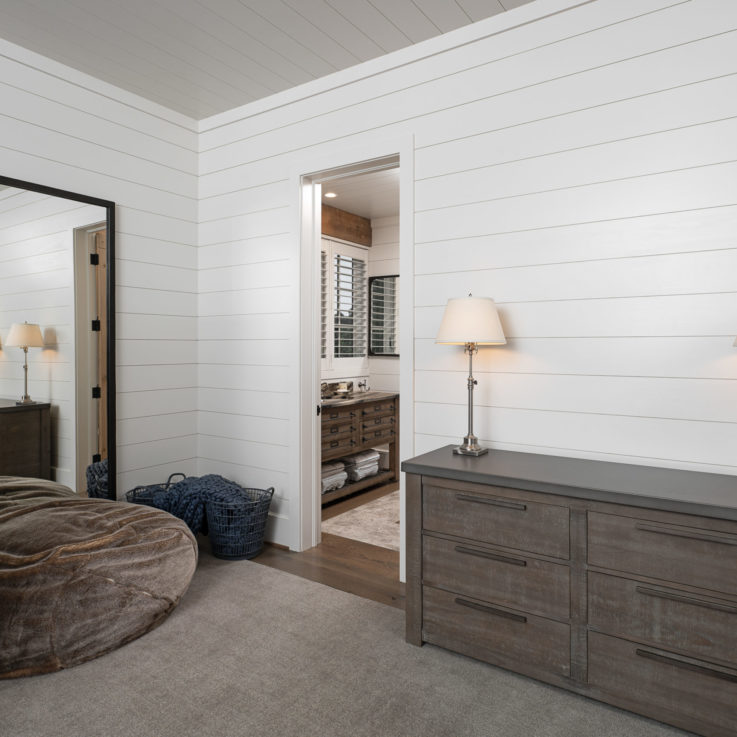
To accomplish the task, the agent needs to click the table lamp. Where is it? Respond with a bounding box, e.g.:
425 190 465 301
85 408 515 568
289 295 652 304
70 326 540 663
5 321 44 405
435 295 506 456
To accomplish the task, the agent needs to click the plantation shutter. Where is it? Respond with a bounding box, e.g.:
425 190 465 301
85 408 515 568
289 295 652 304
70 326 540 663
333 252 367 358
320 237 368 377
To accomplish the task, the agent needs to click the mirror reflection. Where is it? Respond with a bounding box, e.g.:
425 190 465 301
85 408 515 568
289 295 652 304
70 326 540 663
0 178 114 497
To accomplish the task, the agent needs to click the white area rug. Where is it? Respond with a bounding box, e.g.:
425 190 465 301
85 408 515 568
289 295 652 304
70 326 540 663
322 490 400 550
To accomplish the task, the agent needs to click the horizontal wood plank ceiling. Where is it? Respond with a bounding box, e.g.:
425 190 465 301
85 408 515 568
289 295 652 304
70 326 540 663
0 0 536 119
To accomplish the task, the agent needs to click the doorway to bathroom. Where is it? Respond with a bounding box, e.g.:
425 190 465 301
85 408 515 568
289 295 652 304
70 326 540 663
298 154 405 595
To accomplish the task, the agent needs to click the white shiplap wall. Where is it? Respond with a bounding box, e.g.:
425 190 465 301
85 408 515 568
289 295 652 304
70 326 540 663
198 0 737 548
368 215 400 393
0 38 199 496
0 188 105 488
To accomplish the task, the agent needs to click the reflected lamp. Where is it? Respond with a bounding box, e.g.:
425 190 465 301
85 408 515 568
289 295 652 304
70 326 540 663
6 321 44 405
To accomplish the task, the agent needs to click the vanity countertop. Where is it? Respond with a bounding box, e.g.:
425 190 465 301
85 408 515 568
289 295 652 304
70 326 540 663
321 390 398 407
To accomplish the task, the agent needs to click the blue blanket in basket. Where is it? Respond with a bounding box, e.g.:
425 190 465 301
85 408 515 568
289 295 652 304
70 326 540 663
151 474 245 535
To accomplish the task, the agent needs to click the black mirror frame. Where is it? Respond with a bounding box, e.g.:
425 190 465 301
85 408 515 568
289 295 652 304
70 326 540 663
0 175 116 500
368 274 399 357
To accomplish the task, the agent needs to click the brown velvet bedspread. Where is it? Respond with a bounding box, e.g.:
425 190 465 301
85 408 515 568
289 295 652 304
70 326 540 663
0 476 198 678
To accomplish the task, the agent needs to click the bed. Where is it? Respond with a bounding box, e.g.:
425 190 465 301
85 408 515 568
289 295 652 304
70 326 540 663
0 476 198 678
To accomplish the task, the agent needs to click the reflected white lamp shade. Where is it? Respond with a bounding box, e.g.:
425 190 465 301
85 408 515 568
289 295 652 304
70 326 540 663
435 296 506 346
5 322 44 405
6 322 44 349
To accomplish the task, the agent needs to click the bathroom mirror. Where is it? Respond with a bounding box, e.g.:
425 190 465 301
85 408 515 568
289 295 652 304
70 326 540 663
368 275 399 357
0 174 116 499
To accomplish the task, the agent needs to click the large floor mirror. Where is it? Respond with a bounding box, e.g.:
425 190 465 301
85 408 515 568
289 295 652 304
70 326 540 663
0 175 116 499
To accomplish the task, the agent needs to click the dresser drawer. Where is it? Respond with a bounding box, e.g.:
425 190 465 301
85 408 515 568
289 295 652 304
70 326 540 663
588 631 737 737
423 535 570 620
589 572 737 665
588 512 737 595
423 483 569 559
423 586 570 677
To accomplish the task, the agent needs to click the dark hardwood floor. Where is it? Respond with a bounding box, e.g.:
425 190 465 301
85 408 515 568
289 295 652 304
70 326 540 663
252 482 404 610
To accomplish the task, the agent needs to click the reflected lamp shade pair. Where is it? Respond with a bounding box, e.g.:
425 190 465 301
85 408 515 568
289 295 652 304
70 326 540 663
5 322 44 405
435 296 505 457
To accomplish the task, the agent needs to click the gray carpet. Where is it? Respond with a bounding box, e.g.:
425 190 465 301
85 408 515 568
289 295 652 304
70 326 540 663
0 547 690 737
322 490 400 550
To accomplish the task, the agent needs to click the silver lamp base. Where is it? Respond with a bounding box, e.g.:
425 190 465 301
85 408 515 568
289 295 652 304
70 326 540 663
453 435 488 456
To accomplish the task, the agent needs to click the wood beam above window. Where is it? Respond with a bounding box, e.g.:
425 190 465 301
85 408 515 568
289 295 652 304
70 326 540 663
322 204 372 247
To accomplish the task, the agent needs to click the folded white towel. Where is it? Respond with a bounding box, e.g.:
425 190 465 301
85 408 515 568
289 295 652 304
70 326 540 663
321 460 345 477
347 463 379 482
321 472 347 493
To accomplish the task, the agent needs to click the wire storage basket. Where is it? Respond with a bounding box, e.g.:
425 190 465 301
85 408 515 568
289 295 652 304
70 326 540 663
125 473 187 508
206 486 275 560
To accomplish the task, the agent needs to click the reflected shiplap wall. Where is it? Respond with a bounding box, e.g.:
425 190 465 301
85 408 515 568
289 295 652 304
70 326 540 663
0 38 199 495
0 188 104 487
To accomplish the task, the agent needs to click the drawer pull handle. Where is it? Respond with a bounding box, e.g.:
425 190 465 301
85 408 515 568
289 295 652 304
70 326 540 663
457 493 527 512
635 523 737 547
455 597 527 624
635 648 737 684
635 585 737 615
330 440 339 448
330 426 339 434
455 545 527 567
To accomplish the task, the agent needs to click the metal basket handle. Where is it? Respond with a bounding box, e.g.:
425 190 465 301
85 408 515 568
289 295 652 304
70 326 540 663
164 473 187 489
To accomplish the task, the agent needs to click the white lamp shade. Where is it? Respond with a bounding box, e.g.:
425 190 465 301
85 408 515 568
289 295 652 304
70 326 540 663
435 296 506 345
6 322 44 348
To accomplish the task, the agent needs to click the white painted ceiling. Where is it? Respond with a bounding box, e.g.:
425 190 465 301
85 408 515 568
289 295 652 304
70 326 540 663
322 167 399 220
0 0 536 120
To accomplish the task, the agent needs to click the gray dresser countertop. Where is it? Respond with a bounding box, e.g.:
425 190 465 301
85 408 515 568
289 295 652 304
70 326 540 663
402 446 737 521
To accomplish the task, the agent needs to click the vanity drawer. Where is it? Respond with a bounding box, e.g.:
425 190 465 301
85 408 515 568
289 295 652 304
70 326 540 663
360 427 394 444
423 586 570 677
588 631 737 737
422 535 570 620
423 483 569 559
322 422 355 442
588 572 737 665
361 400 396 417
361 414 395 431
321 434 357 459
588 512 737 595
321 405 358 422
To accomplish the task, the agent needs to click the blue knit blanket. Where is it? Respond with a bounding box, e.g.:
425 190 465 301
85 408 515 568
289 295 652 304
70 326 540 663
151 474 248 535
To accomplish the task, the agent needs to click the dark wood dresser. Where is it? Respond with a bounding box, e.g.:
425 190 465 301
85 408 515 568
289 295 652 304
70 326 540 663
403 447 737 737
321 391 398 504
0 399 51 479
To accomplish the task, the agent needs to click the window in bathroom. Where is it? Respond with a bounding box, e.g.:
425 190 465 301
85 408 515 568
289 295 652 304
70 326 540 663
320 237 368 377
